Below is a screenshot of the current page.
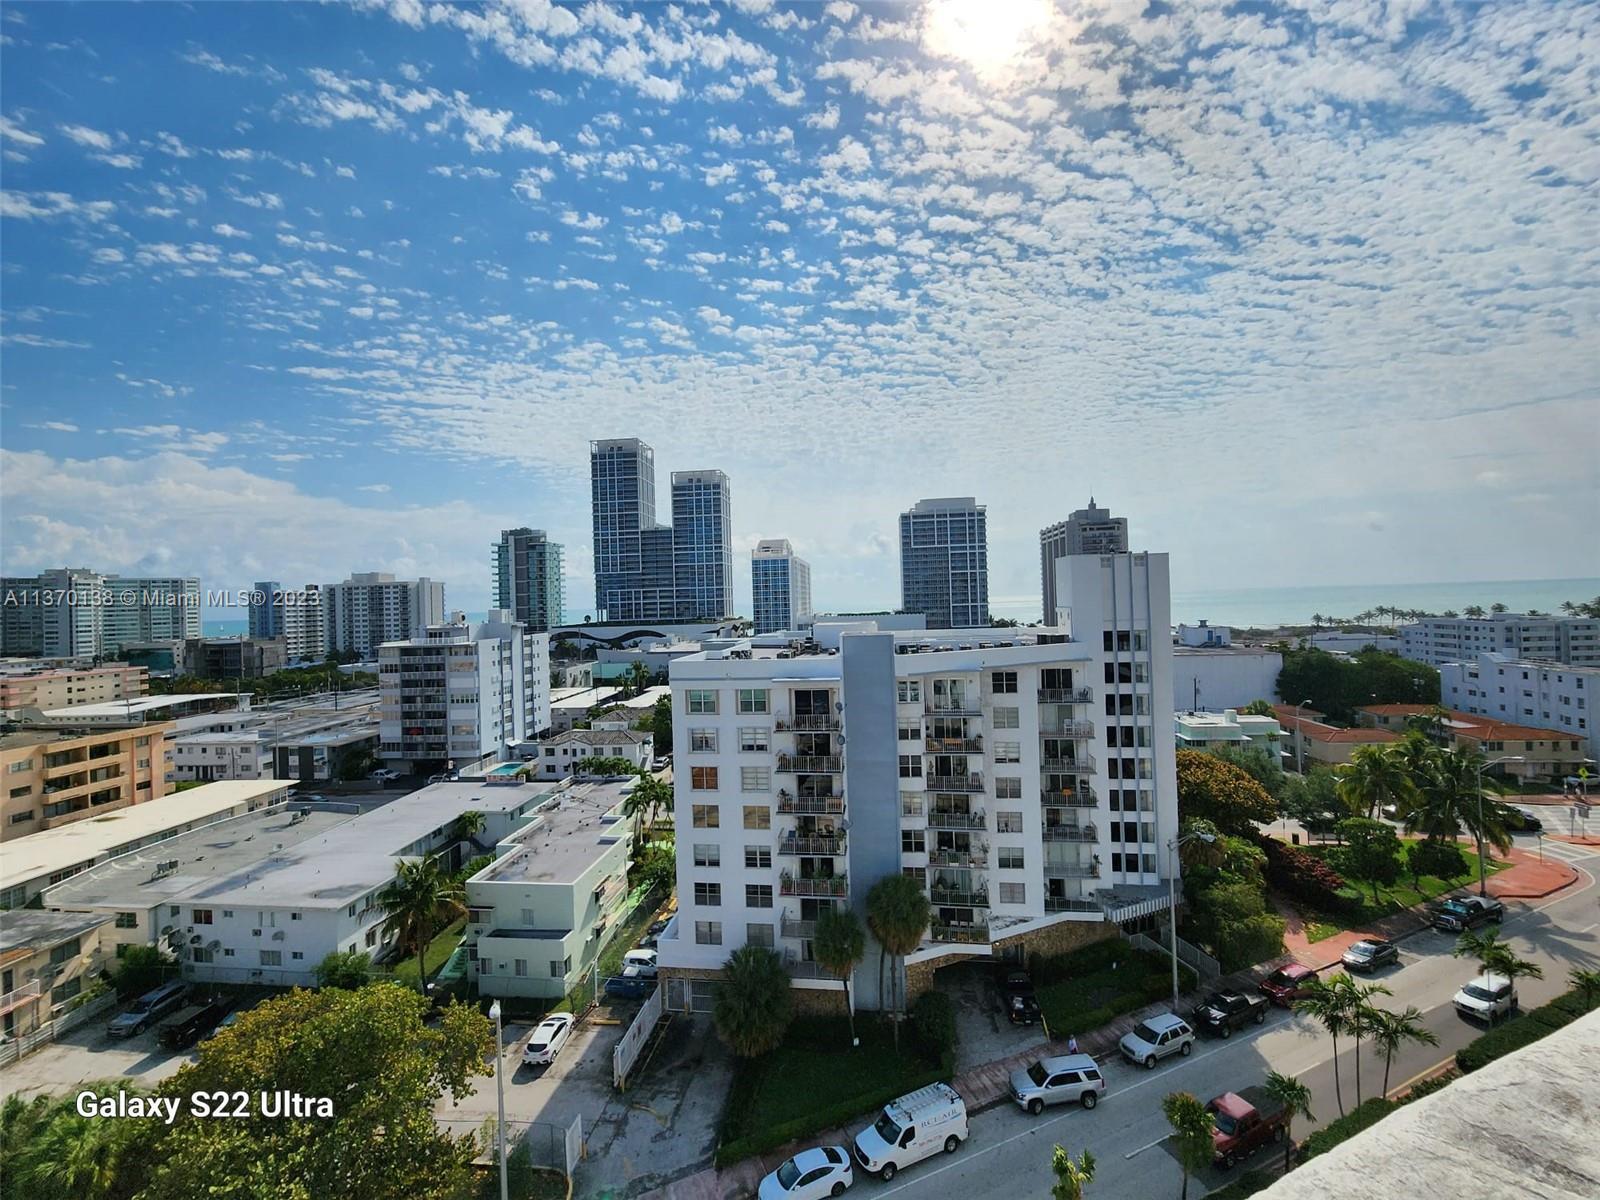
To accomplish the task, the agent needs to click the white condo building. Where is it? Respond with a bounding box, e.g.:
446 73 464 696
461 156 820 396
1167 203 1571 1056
1401 613 1600 669
1441 652 1597 760
0 570 200 658
323 572 446 659
657 552 1178 1014
378 611 549 772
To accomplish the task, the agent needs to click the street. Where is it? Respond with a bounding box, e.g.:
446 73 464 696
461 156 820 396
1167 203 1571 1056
860 852 1599 1200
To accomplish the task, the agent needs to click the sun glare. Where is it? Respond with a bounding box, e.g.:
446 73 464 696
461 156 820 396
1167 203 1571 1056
922 0 1055 74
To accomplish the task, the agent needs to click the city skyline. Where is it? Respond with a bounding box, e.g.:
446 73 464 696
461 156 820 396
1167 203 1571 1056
2 2 1595 620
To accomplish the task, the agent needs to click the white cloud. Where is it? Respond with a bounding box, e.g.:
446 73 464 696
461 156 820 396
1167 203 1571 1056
58 123 113 150
0 114 45 146
211 223 251 239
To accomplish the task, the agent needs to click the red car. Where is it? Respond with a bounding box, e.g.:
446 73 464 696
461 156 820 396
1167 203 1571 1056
1258 964 1317 1007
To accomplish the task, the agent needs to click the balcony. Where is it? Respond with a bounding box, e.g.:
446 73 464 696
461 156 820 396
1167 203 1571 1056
780 873 848 898
775 715 840 731
0 979 43 1015
777 834 847 857
929 885 989 908
929 847 987 869
780 915 817 939
924 736 983 753
1045 897 1102 914
926 773 984 793
1040 755 1096 773
784 954 828 980
1038 687 1094 704
776 754 842 773
1046 863 1102 879
1040 721 1096 739
923 702 981 717
930 922 989 944
776 792 845 815
1042 788 1098 808
1043 824 1098 842
927 808 986 831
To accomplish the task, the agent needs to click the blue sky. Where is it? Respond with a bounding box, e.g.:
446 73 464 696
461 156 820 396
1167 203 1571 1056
2 0 1596 622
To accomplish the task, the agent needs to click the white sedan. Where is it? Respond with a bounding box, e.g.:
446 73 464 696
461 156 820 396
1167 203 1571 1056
759 1145 854 1200
522 1013 576 1067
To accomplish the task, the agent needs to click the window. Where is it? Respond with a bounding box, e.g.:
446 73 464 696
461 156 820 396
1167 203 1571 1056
550 959 565 978
741 766 771 792
745 884 773 909
49 938 81 965
902 828 926 854
998 882 1025 905
192 909 214 925
51 976 83 1006
739 727 770 753
1111 852 1124 872
260 950 282 966
694 882 722 906
743 805 771 830
997 811 1023 834
898 754 922 778
995 777 1021 799
744 845 772 869
691 804 719 828
992 706 1019 729
695 921 723 946
897 680 921 703
1143 853 1157 873
693 843 720 868
998 847 1025 869
687 689 718 714
115 912 138 929
290 911 302 921
690 766 719 790
690 729 718 753
898 724 921 742
994 741 1021 763
746 923 774 948
991 671 1018 694
736 688 770 714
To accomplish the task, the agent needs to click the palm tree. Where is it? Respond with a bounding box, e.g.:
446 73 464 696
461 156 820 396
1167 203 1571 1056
451 809 486 852
1261 1070 1314 1174
1405 747 1513 880
1367 1006 1439 1098
866 874 930 1048
1452 929 1543 1022
1335 744 1414 819
711 944 794 1057
378 856 466 993
1161 1091 1215 1200
625 660 651 698
1050 1145 1096 1200
18 1106 133 1199
1463 605 1485 618
1569 966 1600 1009
1490 602 1508 614
1346 978 1392 1105
622 773 672 858
1296 974 1354 1116
812 905 867 1047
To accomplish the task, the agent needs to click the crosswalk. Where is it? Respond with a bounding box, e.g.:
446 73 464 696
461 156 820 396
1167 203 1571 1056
1536 839 1600 865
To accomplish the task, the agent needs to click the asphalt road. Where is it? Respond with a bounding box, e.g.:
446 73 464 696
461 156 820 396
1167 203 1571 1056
852 852 1600 1200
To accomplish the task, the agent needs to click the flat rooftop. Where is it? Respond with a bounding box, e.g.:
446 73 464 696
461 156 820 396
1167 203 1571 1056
0 909 112 957
474 780 632 886
1 779 296 891
38 694 236 720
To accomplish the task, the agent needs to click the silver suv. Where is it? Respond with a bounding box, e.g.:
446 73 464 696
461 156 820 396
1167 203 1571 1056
1010 1053 1106 1114
1118 1013 1195 1069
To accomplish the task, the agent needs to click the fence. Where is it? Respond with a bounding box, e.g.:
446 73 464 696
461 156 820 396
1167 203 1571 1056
0 989 119 1066
1131 930 1221 984
612 981 665 1089
468 1115 584 1178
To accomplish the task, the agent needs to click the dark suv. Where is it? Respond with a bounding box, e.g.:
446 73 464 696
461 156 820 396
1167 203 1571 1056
997 967 1040 1025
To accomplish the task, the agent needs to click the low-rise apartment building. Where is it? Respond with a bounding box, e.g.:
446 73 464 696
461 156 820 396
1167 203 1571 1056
521 724 653 781
1174 709 1284 762
1171 645 1282 715
170 691 380 784
1 720 176 841
1357 705 1590 781
1440 653 1596 761
0 910 114 1038
1400 613 1600 668
0 661 149 714
658 551 1178 1015
1272 705 1398 770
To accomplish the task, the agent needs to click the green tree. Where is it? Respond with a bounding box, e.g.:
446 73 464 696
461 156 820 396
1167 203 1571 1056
1208 743 1286 799
1297 974 1355 1116
1407 837 1468 888
574 754 641 778
449 810 485 849
625 660 651 697
1345 978 1392 1105
1277 647 1438 722
1367 1006 1439 1098
1405 747 1513 892
1161 1091 1215 1200
1261 1070 1314 1174
1188 878 1284 972
812 905 867 1048
1569 967 1600 1008
631 843 676 896
647 693 672 754
712 944 794 1057
1335 743 1414 819
378 857 466 994
1337 817 1403 904
141 985 492 1200
1175 749 1278 835
1279 767 1346 839
313 949 373 990
866 874 931 1048
1241 699 1277 718
627 772 673 853
2 1094 140 1200
114 944 174 997
1050 1145 1096 1200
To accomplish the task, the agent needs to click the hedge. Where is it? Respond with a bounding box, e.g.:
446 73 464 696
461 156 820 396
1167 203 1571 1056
1258 836 1356 915
1204 1168 1278 1199
1297 1098 1399 1162
911 992 956 1062
1398 1068 1459 1102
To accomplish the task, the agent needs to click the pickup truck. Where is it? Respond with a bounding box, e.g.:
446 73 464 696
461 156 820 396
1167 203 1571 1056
997 967 1041 1025
1206 1086 1288 1169
1431 895 1505 932
1189 991 1268 1038
157 999 230 1050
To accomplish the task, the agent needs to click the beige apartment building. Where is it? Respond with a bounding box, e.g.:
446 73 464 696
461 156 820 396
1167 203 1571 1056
1 722 175 841
0 662 149 714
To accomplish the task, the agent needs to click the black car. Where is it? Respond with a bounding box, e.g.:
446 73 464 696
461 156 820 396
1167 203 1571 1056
1432 896 1505 931
997 968 1041 1025
1189 991 1267 1038
157 1000 230 1050
1341 938 1400 973
1501 807 1543 832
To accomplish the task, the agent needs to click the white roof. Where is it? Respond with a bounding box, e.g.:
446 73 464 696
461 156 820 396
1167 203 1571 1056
40 694 238 719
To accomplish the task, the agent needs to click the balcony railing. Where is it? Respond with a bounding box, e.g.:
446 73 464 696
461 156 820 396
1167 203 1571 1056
780 873 848 898
1040 755 1096 773
1040 721 1097 738
784 954 828 980
924 702 982 717
928 848 988 869
778 835 847 857
0 979 43 1015
1038 687 1094 704
927 808 986 831
1043 824 1098 842
777 792 845 815
780 915 817 939
930 922 990 944
776 754 842 773
924 736 983 753
929 886 990 908
926 773 984 793
1043 788 1098 808
775 715 841 731
1046 863 1102 878
1045 897 1102 914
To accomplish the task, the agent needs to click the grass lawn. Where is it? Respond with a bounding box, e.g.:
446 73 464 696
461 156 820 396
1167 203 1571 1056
741 1023 929 1132
1289 845 1510 938
597 886 667 979
393 917 467 989
1034 949 1190 1035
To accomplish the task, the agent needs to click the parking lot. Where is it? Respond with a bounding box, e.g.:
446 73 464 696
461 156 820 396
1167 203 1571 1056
938 961 1048 1071
0 1016 197 1101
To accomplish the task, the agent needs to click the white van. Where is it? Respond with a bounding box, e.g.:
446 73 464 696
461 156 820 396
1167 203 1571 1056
622 948 658 978
851 1082 968 1181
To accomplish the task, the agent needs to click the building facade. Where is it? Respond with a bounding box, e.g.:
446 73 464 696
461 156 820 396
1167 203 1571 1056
672 470 734 621
1 570 200 658
101 577 202 654
378 611 550 772
0 910 114 1038
323 572 445 659
1357 704 1590 781
248 582 284 640
1171 646 1283 714
1441 652 1596 760
523 723 653 781
899 498 990 629
1400 614 1600 668
1174 709 1285 762
1 721 175 841
494 528 565 633
751 539 813 635
181 637 287 680
657 552 1177 1013
0 663 149 714
1039 498 1128 623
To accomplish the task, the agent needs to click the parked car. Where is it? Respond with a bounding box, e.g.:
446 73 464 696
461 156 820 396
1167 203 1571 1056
1432 896 1505 932
1189 991 1268 1038
1206 1086 1288 1169
1118 1013 1195 1069
652 757 670 771
1258 964 1318 1007
522 1013 576 1066
758 1145 854 1200
1009 1053 1106 1114
622 948 659 978
157 999 230 1050
370 768 399 782
1501 807 1543 832
1453 973 1518 1023
604 968 655 1000
1341 938 1400 973
851 1083 968 1182
647 917 671 936
107 981 188 1038
996 966 1040 1025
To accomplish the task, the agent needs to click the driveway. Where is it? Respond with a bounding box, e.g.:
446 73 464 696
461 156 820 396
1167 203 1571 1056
0 1019 194 1101
938 960 1046 1072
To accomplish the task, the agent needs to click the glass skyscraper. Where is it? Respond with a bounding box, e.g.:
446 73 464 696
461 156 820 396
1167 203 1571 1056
751 539 812 635
899 497 990 629
493 528 564 632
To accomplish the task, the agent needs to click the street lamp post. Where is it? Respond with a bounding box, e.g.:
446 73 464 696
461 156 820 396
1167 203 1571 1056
489 1000 508 1200
1293 699 1315 775
1475 754 1524 897
1167 829 1216 1008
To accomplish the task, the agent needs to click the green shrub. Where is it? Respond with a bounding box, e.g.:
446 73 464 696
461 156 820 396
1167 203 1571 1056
1298 1098 1398 1162
1526 1002 1579 1033
1028 935 1129 983
1205 1168 1278 1199
1454 1014 1548 1073
1549 989 1600 1019
911 992 956 1062
1398 1069 1459 1102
